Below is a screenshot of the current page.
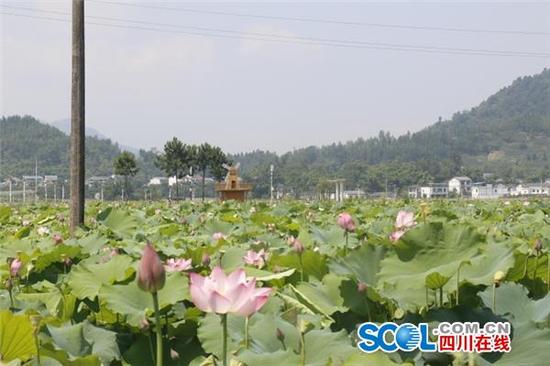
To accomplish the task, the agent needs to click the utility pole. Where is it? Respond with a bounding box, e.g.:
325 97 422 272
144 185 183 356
70 0 85 234
270 164 274 203
35 157 38 203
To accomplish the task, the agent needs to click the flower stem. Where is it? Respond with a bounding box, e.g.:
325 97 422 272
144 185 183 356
299 253 304 282
8 288 14 310
493 283 497 314
152 292 163 366
534 255 539 280
34 332 41 366
439 287 443 308
244 316 250 349
366 298 372 323
221 313 228 366
456 266 461 306
299 331 306 366
148 333 155 365
344 232 348 256
547 254 549 293
425 287 429 307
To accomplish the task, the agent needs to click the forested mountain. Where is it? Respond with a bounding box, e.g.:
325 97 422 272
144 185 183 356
1 68 548 198
0 115 122 178
234 68 550 196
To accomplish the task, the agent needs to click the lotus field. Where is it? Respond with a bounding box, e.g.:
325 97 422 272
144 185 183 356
1 199 549 366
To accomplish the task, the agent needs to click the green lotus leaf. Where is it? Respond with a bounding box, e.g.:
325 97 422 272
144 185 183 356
328 244 387 286
425 272 450 290
378 223 483 310
46 321 119 365
99 272 188 326
294 273 347 317
0 310 36 363
0 205 12 224
66 255 135 300
99 208 139 237
477 283 550 366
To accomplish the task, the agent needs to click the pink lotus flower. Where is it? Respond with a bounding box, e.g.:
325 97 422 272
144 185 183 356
189 267 272 316
390 210 416 242
165 258 192 272
137 243 166 293
212 232 227 242
243 249 268 269
337 213 356 232
395 211 416 229
389 230 406 242
10 258 22 277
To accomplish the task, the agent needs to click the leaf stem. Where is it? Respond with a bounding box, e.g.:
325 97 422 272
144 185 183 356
244 316 250 349
456 266 461 306
425 287 429 308
152 292 163 366
493 283 497 314
299 253 304 282
300 331 306 366
344 231 348 256
221 313 228 366
534 255 539 280
34 332 41 366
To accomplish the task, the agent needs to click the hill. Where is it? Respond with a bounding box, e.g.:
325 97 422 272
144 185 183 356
234 68 550 196
0 115 126 179
1 69 548 198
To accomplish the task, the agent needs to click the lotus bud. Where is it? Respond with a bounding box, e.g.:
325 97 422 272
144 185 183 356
291 238 304 254
337 213 356 232
357 282 368 294
137 242 166 293
139 318 150 331
276 328 285 342
63 255 72 267
170 349 180 360
30 314 42 334
10 258 22 277
493 271 506 286
201 253 211 267
53 233 63 245
534 239 543 255
5 277 13 291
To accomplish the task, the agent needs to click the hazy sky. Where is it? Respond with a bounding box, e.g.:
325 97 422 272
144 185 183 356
1 1 549 154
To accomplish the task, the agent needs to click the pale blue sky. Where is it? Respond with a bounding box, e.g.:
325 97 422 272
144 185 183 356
1 0 549 153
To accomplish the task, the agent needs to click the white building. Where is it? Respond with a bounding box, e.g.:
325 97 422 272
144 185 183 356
409 183 448 199
343 189 366 199
471 184 510 199
448 176 472 196
510 183 549 196
148 177 168 186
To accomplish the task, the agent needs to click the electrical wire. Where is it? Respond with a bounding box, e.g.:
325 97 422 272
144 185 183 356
88 0 550 36
1 8 549 58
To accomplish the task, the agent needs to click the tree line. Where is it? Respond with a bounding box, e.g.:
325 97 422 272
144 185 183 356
113 138 229 201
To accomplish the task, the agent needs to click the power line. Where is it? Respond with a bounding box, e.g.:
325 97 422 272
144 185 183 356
89 0 550 36
4 4 550 57
1 9 549 58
